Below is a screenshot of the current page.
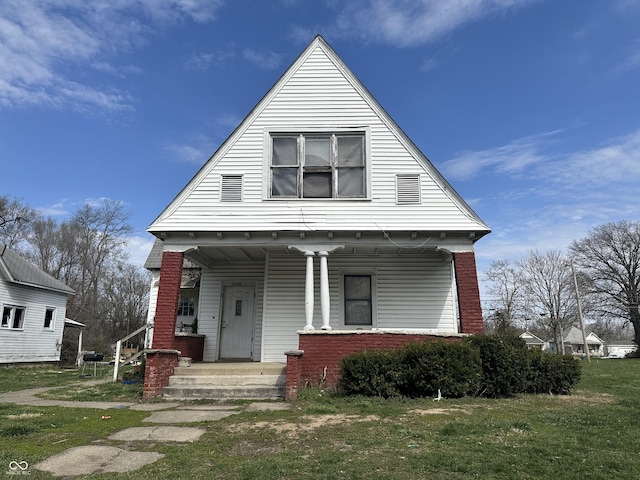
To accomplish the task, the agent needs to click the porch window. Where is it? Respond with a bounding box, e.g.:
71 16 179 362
270 133 366 199
177 296 195 317
1 305 26 330
344 275 372 326
43 307 55 329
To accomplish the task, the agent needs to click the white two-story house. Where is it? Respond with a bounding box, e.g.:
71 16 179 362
143 36 490 399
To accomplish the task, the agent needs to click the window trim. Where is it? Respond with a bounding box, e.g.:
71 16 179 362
1 304 26 330
264 127 371 200
177 295 195 317
339 270 377 328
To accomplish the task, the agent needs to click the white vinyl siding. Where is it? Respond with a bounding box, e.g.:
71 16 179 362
0 281 68 363
260 253 456 362
150 42 488 234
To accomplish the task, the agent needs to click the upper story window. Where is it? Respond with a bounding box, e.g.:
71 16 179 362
44 307 55 330
270 133 366 199
1 305 26 330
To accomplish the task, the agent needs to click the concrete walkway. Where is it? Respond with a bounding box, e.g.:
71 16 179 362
0 382 289 477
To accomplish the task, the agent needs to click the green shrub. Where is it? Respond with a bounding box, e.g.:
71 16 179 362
525 349 582 394
463 334 530 397
340 335 581 400
339 348 403 398
398 341 481 398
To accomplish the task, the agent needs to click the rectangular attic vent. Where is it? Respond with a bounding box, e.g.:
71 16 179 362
396 174 421 204
221 175 243 202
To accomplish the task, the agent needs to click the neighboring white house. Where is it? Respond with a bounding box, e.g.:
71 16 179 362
519 331 546 350
143 36 491 398
549 326 605 357
0 245 75 363
604 341 637 358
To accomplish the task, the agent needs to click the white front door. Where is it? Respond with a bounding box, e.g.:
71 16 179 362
219 285 255 360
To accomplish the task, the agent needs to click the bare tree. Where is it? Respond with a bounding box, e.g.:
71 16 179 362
518 250 577 352
0 196 38 249
485 259 524 330
570 220 640 347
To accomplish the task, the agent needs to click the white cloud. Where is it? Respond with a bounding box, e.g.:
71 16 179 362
326 0 539 47
0 0 223 115
442 130 560 180
184 47 235 70
612 39 640 76
126 234 157 267
243 49 284 69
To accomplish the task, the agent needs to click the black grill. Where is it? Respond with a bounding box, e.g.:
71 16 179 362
83 353 104 362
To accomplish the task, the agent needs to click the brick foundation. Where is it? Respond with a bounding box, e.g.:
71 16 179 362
143 350 180 400
293 331 464 393
453 251 484 334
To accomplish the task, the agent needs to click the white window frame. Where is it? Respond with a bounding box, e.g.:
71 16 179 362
1 305 26 330
177 295 195 317
264 127 371 200
43 307 56 330
339 270 377 328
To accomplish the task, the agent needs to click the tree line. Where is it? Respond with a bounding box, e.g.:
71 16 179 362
0 195 150 357
484 220 640 350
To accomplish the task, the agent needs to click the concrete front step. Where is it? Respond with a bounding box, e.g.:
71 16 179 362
163 385 285 400
163 362 287 400
168 374 285 387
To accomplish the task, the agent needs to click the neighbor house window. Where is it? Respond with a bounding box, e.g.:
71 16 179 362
344 275 372 326
44 307 55 329
270 133 366 198
177 296 194 317
1 305 26 329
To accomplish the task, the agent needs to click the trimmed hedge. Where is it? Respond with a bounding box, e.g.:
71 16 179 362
463 334 530 397
339 335 582 399
398 341 481 398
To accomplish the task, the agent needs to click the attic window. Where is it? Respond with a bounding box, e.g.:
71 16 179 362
396 174 421 204
270 133 366 199
221 175 243 202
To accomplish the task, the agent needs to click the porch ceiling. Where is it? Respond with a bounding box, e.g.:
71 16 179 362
186 244 440 267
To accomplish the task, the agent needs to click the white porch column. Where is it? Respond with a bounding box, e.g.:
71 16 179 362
304 251 315 331
318 251 332 330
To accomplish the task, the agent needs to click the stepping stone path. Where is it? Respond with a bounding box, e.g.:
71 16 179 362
13 394 289 477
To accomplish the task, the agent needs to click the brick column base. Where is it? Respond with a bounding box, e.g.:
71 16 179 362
143 349 180 400
284 350 304 400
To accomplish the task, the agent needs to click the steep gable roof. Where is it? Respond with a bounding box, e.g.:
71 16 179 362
149 35 489 237
0 245 74 295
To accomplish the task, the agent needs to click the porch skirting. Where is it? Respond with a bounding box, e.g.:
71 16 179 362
284 330 466 400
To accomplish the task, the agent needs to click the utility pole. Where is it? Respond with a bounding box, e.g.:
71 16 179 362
571 259 590 363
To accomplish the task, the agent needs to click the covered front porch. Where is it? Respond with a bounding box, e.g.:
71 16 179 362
143 231 484 399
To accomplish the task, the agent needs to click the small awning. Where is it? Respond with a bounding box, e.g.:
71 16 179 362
65 318 86 328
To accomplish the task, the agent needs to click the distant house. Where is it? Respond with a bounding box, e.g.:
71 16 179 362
519 331 546 350
143 36 490 399
549 326 605 357
0 245 75 364
604 341 637 358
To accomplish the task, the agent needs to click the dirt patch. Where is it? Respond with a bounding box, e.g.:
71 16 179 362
4 412 43 419
407 408 472 416
554 391 615 405
228 414 381 438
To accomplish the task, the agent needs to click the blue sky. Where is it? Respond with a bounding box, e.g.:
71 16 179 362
1 0 639 303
